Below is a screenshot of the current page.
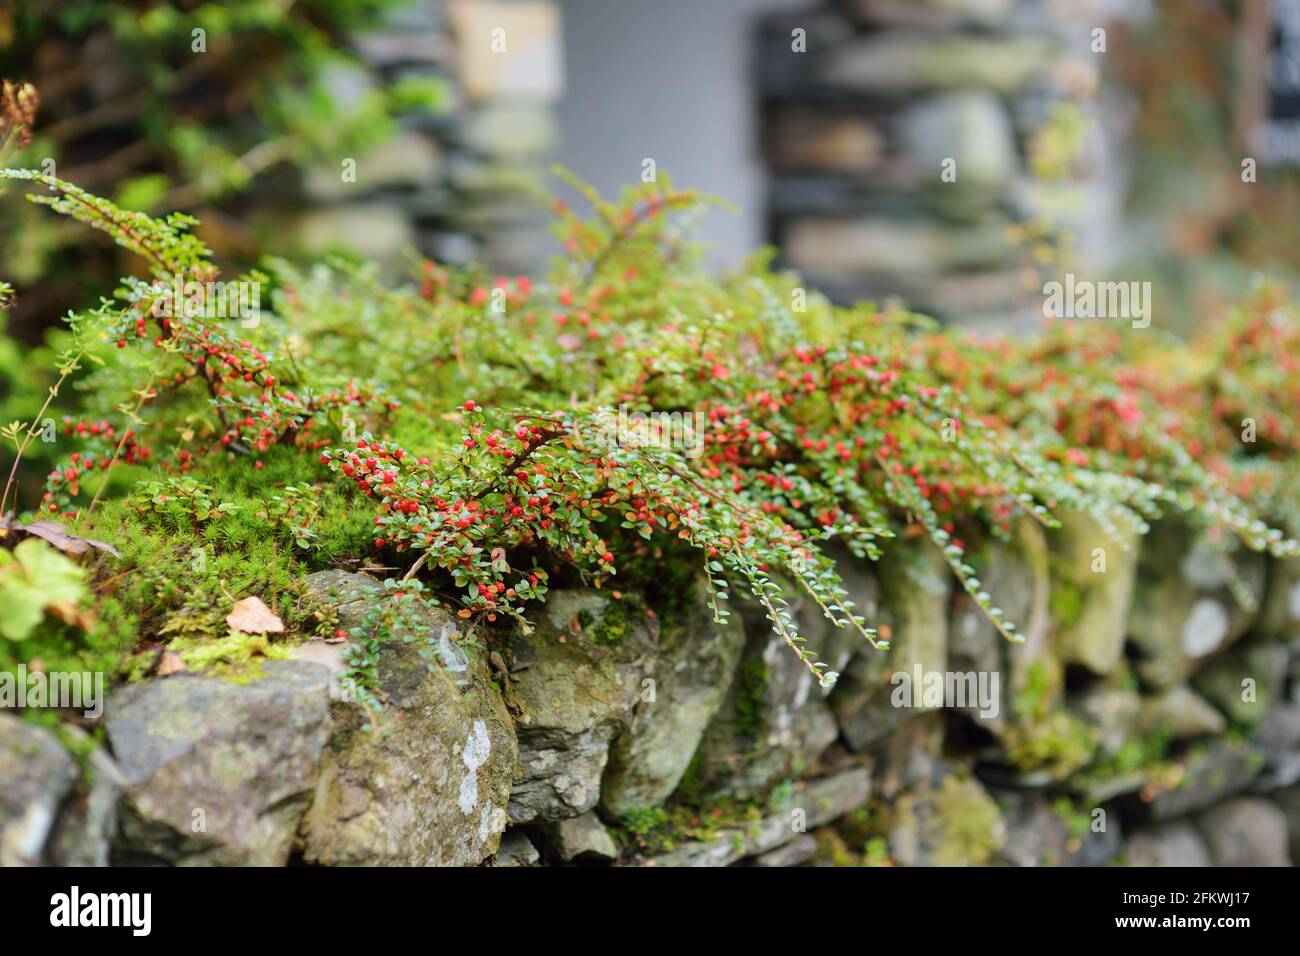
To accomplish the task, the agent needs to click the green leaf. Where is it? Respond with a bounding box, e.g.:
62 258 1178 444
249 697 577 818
0 539 89 641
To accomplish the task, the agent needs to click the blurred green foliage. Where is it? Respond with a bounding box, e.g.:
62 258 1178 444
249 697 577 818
0 0 446 325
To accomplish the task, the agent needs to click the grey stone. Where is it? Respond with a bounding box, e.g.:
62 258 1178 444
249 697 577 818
832 541 949 751
279 203 417 268
1193 641 1287 729
950 520 1049 689
49 734 125 867
462 103 556 158
353 30 451 67
1197 798 1291 867
107 660 332 865
845 0 1018 29
1254 703 1300 788
1135 687 1227 740
1147 742 1264 820
303 132 442 202
818 34 1056 95
688 600 842 799
997 794 1070 867
1071 686 1140 759
447 157 544 196
1128 522 1265 688
1259 557 1300 644
645 767 870 867
997 793 1120 867
490 829 539 867
1275 785 1300 863
298 573 516 866
871 712 945 801
548 810 618 862
601 577 746 816
506 590 655 823
750 834 819 867
901 91 1018 215
1126 821 1212 867
0 714 80 866
1051 511 1139 675
319 62 378 113
784 216 1012 279
889 772 1006 866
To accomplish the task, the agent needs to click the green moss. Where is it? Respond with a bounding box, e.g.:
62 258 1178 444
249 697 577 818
3 447 362 685
1049 578 1085 631
576 595 638 647
1052 797 1092 841
1070 726 1177 799
166 631 291 682
612 793 767 857
617 805 669 837
1012 660 1058 722
928 775 1004 866
732 657 770 742
1004 710 1096 776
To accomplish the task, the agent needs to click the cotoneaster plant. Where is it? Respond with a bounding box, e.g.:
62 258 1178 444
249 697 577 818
2 167 1298 693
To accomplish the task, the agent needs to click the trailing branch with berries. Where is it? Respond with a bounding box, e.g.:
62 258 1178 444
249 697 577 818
1 166 1297 694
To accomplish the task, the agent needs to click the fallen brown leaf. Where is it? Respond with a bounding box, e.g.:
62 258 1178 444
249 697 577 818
226 596 285 634
156 650 187 676
17 520 121 557
45 601 96 632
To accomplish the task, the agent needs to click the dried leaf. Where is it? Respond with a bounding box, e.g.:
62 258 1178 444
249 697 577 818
226 596 285 634
45 600 96 632
17 520 121 558
156 650 187 676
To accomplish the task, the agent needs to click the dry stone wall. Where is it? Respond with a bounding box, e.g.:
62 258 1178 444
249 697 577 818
274 0 561 277
5 514 1300 867
756 0 1134 331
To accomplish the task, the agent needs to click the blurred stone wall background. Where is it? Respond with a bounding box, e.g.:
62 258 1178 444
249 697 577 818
281 0 562 276
8 0 1296 333
757 0 1142 330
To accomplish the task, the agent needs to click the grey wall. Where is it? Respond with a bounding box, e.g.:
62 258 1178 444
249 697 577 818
554 0 791 268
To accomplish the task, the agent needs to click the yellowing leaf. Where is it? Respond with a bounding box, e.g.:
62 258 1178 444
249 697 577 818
225 596 285 635
0 539 90 641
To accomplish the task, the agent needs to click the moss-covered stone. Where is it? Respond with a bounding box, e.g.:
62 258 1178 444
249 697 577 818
686 592 843 800
1259 557 1300 645
600 575 746 816
106 659 332 865
1051 511 1139 675
951 518 1051 735
831 539 949 752
889 772 1006 867
0 714 81 866
642 767 871 867
298 572 516 865
1128 520 1265 689
1134 686 1226 740
1192 640 1287 729
505 589 654 823
1146 739 1265 820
